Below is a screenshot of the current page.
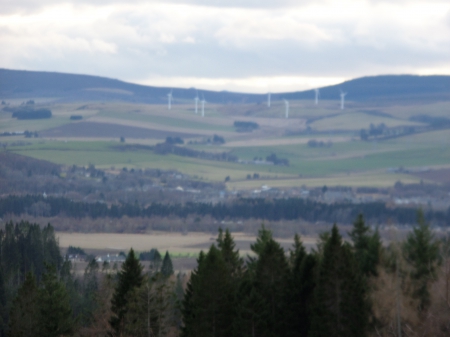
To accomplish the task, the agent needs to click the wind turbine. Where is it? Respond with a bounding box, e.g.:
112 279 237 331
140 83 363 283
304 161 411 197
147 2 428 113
340 91 347 110
194 90 199 114
167 90 173 110
267 92 271 107
201 96 206 117
314 88 320 105
284 99 289 119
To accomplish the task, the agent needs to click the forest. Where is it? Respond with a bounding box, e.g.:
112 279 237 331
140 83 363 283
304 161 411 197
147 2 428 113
0 212 449 336
1 194 449 227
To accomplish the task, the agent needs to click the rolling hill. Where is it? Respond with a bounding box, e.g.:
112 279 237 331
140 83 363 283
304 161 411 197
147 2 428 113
1 68 450 104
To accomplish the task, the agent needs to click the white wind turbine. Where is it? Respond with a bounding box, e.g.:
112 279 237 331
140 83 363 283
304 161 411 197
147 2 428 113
267 92 271 107
284 99 289 119
167 90 173 110
340 91 347 110
201 96 206 117
194 90 199 114
314 88 320 105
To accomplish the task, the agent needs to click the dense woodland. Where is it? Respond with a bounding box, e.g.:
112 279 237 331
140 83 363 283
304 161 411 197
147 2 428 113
1 194 450 228
0 213 449 336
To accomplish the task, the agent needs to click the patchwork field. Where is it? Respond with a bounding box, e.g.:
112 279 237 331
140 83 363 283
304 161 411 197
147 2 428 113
56 231 317 257
2 97 450 189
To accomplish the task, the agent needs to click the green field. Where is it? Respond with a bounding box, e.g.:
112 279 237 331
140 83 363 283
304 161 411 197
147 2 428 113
2 98 450 189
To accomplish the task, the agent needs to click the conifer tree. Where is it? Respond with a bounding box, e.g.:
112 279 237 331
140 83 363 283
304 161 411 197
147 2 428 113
349 214 381 277
234 276 269 337
161 251 174 278
38 265 74 337
182 246 233 337
217 228 243 276
309 225 368 337
181 252 205 337
8 272 40 337
250 225 273 256
285 236 317 337
403 210 439 312
253 238 289 337
110 248 143 336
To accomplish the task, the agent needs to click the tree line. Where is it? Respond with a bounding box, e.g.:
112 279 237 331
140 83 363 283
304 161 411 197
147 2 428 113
181 212 447 336
0 220 180 337
1 194 450 226
1 213 449 336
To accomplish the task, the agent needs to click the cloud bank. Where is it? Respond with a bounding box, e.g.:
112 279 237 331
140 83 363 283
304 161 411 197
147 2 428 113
1 0 450 93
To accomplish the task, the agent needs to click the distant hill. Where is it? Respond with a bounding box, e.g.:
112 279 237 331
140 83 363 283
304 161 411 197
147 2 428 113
1 68 450 104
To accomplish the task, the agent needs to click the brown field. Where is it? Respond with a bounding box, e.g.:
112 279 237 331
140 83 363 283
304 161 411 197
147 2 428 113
56 231 317 257
40 121 200 139
412 168 450 183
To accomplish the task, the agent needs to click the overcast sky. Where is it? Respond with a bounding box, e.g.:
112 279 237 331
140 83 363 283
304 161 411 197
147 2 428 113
2 0 450 93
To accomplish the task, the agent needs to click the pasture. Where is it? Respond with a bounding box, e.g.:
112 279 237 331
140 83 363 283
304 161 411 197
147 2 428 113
2 97 449 189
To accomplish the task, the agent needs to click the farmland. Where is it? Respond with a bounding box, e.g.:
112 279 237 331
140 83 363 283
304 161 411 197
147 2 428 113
1 94 450 190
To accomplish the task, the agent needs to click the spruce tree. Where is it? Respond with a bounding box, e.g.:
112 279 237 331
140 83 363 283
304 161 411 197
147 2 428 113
182 246 233 337
285 237 317 337
110 248 144 336
8 272 40 337
253 238 289 337
403 210 439 312
38 265 74 337
181 252 205 337
161 251 174 278
217 228 243 276
349 214 381 277
309 225 369 337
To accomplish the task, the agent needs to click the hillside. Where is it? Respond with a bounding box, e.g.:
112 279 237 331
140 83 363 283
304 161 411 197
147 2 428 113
2 68 450 104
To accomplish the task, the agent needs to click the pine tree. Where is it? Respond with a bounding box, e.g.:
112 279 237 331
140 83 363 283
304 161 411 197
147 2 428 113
8 272 40 337
309 225 369 337
110 248 144 336
253 238 289 337
234 276 269 337
403 210 439 312
0 270 7 337
349 214 381 277
161 251 174 278
285 236 317 337
217 228 243 276
182 246 233 337
38 265 74 337
181 252 205 337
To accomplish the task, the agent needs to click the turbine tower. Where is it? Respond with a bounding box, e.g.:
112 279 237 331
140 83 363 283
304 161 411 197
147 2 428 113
267 92 271 107
340 91 347 110
284 99 289 119
314 88 320 105
201 96 206 117
194 91 199 114
167 90 173 110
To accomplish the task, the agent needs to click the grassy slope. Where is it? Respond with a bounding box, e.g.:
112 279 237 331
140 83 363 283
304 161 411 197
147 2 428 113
3 99 449 188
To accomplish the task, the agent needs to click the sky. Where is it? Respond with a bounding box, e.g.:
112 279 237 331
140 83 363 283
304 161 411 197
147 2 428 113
1 0 450 93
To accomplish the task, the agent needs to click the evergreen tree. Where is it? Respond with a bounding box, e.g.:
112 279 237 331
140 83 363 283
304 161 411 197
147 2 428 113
403 210 439 312
285 237 317 337
161 251 174 278
289 233 306 267
349 214 381 277
309 225 369 337
182 246 233 337
0 270 7 337
38 265 74 337
8 272 40 337
181 252 204 337
253 238 289 337
234 276 269 337
110 248 144 336
217 228 243 276
250 225 273 256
